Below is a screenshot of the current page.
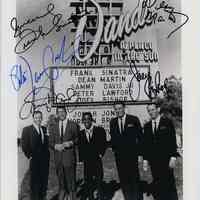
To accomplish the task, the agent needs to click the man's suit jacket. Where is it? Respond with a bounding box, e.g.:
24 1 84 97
21 125 49 160
79 126 107 162
143 116 179 162
110 114 143 159
48 118 79 167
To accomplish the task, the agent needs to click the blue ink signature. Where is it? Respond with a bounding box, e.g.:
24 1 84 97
9 58 59 92
42 34 80 68
10 64 28 91
13 34 80 120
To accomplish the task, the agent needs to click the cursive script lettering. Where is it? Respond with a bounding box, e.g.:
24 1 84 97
10 3 74 54
9 56 59 92
15 34 80 120
144 70 168 98
74 0 189 61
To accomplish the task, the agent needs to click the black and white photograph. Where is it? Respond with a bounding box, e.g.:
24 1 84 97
1 0 199 200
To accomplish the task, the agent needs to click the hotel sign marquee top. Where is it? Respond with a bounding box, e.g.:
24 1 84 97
49 0 160 107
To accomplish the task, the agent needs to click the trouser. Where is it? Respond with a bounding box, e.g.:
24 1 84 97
83 158 103 200
56 164 76 200
149 159 178 200
30 156 49 200
115 156 142 200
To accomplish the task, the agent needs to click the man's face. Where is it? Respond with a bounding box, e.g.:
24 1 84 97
33 113 42 126
147 104 159 120
57 108 67 121
114 104 125 118
82 115 92 129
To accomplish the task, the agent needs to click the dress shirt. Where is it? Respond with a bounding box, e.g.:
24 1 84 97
118 114 126 134
59 118 68 137
152 115 161 133
33 123 44 143
85 125 94 142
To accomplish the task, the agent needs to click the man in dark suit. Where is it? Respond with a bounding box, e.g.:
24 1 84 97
48 106 79 200
109 101 143 200
79 112 107 200
21 111 50 200
143 103 179 200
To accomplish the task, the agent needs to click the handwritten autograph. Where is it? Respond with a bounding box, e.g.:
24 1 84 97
128 60 167 101
10 1 189 56
10 34 80 119
73 0 189 61
10 57 59 92
9 0 187 119
144 0 189 38
10 3 82 54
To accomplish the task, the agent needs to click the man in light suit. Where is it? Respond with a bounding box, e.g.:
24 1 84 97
109 101 143 200
48 106 79 200
79 112 107 200
21 111 50 200
143 103 179 200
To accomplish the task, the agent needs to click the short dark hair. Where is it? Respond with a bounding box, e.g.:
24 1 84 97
32 110 43 118
82 112 95 122
56 106 67 114
146 101 161 111
113 100 125 107
148 98 163 108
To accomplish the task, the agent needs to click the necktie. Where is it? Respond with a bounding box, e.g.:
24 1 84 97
61 121 64 142
153 121 157 134
87 130 91 142
39 127 43 143
120 118 123 134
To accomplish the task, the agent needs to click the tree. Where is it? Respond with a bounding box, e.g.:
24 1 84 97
161 75 182 125
154 75 182 147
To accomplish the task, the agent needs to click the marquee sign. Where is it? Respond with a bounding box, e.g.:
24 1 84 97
50 64 152 107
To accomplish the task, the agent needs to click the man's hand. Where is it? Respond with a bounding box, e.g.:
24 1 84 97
143 160 149 171
169 157 176 169
63 141 73 149
28 156 32 160
55 144 64 152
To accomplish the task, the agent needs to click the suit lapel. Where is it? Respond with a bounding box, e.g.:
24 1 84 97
31 125 39 137
150 116 162 137
83 129 90 143
115 118 121 135
64 120 68 137
86 126 95 143
147 121 154 138
55 121 61 141
31 124 38 135
30 125 40 146
124 115 129 132
157 116 163 132
65 119 73 140
90 126 96 142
